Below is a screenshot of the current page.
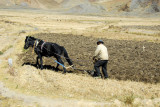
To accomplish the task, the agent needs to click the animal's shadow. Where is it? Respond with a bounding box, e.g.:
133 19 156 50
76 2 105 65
22 62 73 73
22 63 95 75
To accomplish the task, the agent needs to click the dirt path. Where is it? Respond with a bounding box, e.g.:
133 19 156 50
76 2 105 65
0 81 111 107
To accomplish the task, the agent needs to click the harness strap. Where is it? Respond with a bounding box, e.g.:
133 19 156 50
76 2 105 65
32 40 38 54
35 40 39 47
41 42 46 52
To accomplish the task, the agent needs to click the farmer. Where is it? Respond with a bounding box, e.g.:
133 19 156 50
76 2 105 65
93 40 109 79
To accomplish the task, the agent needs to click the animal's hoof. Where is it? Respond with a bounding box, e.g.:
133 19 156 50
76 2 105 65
62 72 66 74
55 68 59 72
71 65 75 69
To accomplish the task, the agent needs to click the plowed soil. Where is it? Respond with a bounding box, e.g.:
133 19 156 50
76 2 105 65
20 33 160 83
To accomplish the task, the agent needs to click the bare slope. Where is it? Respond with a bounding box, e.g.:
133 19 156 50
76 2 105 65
130 0 160 13
0 0 160 15
0 0 60 9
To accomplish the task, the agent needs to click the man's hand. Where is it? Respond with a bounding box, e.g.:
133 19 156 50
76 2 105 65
93 56 98 64
92 56 96 60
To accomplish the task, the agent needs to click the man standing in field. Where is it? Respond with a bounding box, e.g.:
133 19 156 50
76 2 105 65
93 40 109 79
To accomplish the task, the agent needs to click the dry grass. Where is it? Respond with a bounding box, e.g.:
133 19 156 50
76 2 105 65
0 9 159 106
0 45 13 55
0 95 27 107
1 65 159 106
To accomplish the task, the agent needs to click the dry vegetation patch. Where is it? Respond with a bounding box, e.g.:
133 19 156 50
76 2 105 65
0 95 26 107
10 65 160 106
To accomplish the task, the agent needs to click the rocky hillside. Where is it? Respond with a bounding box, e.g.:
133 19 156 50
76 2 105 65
130 0 160 13
0 0 60 9
98 0 160 13
0 0 160 15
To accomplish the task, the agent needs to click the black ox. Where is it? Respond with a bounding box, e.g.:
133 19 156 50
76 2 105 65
24 36 73 73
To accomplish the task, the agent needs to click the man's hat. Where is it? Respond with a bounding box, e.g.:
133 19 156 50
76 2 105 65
97 40 104 44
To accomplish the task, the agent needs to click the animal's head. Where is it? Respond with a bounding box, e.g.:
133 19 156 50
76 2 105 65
24 36 35 49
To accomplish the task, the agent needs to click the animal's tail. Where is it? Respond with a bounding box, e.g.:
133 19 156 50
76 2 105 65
62 47 73 66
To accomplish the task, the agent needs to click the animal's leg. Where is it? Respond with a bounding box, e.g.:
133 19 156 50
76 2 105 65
36 56 39 68
55 57 60 71
63 47 73 66
39 56 43 70
62 67 67 74
55 63 59 71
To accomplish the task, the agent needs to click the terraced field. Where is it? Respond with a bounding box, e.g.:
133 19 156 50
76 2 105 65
21 33 160 83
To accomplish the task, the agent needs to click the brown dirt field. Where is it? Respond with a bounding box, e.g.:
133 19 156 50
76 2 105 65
20 33 160 84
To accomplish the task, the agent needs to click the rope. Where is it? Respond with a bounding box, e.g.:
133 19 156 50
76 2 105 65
48 57 74 69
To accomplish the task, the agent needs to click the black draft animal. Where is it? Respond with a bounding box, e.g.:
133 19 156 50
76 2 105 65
24 36 73 73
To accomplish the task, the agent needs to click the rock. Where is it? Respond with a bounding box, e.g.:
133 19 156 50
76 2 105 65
142 99 154 107
133 98 141 106
114 99 122 107
153 98 160 106
8 58 13 67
